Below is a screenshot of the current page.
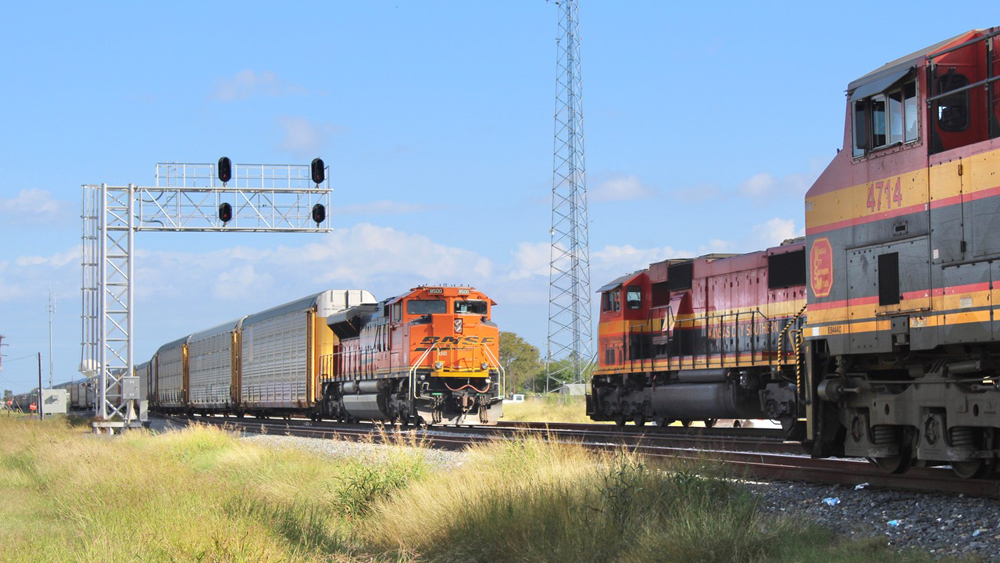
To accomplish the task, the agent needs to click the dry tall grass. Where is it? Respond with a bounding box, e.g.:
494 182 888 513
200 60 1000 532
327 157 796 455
0 417 963 563
501 395 598 423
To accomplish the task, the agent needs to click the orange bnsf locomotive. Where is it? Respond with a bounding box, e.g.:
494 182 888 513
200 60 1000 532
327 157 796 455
591 28 1000 477
322 285 504 426
148 286 503 426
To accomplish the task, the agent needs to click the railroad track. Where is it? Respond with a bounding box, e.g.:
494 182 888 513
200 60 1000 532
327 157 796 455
162 414 1000 499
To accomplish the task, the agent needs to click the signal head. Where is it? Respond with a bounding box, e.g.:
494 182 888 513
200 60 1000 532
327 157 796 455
218 202 233 224
218 156 232 184
311 203 326 225
311 158 325 185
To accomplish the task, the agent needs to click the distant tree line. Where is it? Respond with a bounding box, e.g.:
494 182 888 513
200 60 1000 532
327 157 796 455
498 331 593 394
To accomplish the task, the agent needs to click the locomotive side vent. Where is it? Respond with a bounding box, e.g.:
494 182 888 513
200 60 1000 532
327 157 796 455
767 249 806 289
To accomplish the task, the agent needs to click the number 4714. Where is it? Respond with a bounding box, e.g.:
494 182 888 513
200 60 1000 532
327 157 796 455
866 177 902 212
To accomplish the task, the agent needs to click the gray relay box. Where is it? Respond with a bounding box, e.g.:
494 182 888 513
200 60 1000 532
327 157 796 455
121 376 140 400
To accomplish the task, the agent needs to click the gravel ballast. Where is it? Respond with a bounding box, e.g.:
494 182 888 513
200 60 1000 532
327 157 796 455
750 480 1000 560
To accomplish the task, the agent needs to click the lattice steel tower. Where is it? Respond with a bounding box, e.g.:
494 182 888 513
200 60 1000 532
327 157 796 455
546 0 592 391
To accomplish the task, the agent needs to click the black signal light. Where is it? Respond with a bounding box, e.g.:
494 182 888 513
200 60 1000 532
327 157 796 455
218 156 232 184
311 203 326 224
219 202 233 224
311 158 325 185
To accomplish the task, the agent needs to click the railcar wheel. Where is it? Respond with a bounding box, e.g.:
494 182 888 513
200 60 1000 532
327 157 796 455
703 419 716 428
654 417 673 429
633 415 645 427
614 415 627 428
681 419 691 428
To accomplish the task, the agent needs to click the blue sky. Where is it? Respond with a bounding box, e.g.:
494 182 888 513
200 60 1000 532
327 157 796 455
0 1 990 393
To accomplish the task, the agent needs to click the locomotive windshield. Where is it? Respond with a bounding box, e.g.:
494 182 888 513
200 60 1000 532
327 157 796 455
455 299 488 315
406 299 447 315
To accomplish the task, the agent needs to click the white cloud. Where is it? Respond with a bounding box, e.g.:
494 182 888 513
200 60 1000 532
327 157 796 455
273 223 494 285
212 263 274 300
590 174 656 202
508 241 681 282
14 248 80 268
0 189 68 224
508 242 551 280
334 201 434 216
750 217 802 248
276 116 341 158
211 70 309 101
591 244 678 276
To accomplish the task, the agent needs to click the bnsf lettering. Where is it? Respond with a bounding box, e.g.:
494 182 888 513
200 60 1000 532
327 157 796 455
415 335 495 351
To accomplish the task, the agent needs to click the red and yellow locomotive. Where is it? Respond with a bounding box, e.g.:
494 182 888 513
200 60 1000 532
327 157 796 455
591 27 1000 478
322 285 504 426
588 243 807 430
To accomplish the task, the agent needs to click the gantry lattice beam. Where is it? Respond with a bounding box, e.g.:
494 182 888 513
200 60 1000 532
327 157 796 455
546 0 593 391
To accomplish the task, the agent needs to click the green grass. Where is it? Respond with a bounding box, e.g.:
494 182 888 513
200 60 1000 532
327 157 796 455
0 417 977 562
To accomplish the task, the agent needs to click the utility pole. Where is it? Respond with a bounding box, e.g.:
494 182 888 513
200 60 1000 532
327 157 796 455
37 352 43 420
546 0 593 392
48 290 56 389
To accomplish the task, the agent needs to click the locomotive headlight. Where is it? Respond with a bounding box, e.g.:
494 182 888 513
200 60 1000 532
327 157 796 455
434 361 444 370
480 362 489 370
485 377 491 384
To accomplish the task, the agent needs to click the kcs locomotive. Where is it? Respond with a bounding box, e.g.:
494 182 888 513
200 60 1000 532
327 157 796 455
589 27 1000 478
146 286 504 426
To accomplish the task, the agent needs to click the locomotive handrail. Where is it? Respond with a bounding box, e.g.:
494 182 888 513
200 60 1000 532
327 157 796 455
777 304 808 368
409 341 438 399
480 342 506 398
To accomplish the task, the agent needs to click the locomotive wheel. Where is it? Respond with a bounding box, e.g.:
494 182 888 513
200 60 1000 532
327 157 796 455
703 419 716 428
870 450 913 474
654 417 673 429
681 420 691 428
633 415 646 427
614 415 627 428
950 459 992 479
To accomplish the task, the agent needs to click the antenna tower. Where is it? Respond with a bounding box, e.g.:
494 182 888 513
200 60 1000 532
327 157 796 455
546 0 592 391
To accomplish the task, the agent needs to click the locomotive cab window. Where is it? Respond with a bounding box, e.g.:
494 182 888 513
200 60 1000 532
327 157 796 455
625 286 642 309
853 79 918 157
602 289 621 312
406 299 447 315
455 299 488 315
935 72 969 132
